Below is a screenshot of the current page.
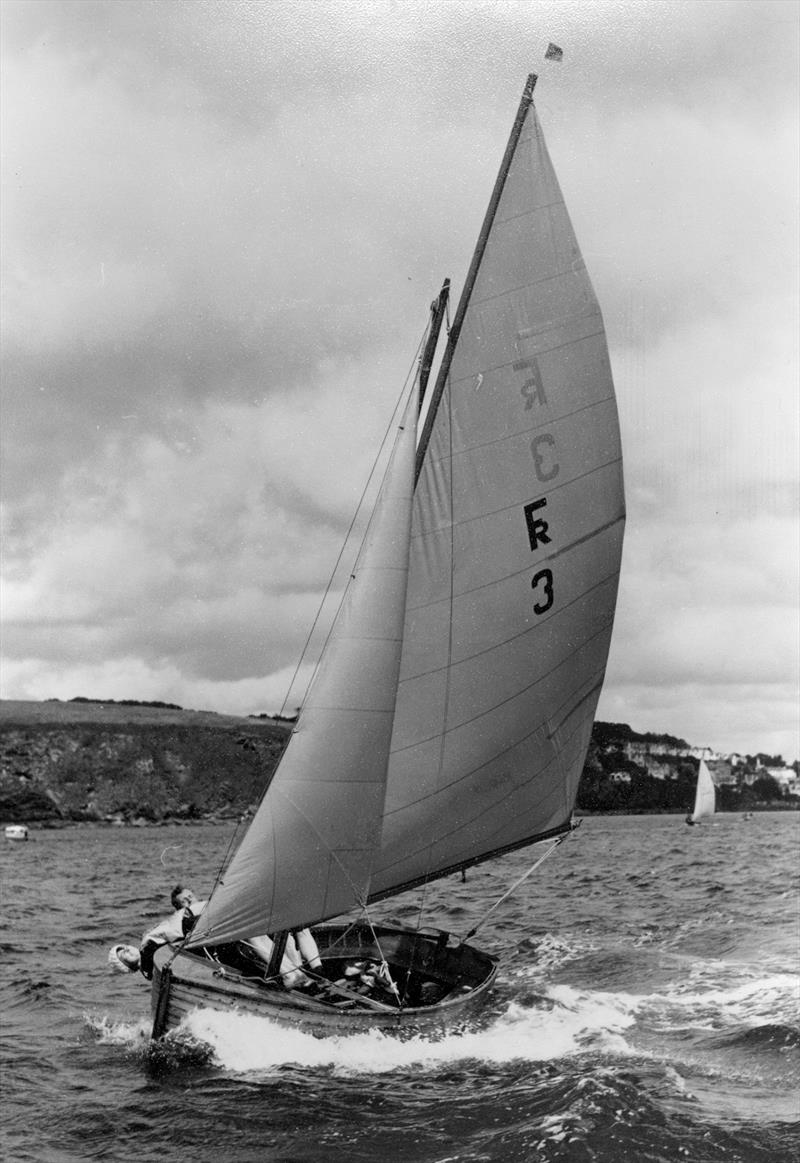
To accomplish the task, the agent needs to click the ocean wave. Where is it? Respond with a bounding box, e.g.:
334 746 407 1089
699 1022 800 1053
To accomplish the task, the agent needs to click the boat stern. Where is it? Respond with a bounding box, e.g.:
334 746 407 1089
150 958 173 1039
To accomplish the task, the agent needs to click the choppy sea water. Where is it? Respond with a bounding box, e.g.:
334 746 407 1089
1 813 798 1162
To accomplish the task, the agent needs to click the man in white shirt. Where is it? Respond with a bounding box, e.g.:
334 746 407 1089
138 884 206 978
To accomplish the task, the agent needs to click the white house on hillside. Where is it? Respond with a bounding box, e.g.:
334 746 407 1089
688 746 718 761
765 767 800 796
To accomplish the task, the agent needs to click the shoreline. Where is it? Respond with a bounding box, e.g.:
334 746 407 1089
8 803 796 833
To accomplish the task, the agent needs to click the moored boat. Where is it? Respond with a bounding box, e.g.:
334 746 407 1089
150 69 626 1039
4 824 29 841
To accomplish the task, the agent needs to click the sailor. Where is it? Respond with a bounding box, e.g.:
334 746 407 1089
107 943 141 974
293 927 322 971
138 884 207 979
137 882 324 991
243 928 322 988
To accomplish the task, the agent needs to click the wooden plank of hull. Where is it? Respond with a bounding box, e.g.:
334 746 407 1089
151 923 497 1039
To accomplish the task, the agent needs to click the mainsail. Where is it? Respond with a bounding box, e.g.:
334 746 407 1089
190 74 625 946
369 77 625 899
689 760 716 823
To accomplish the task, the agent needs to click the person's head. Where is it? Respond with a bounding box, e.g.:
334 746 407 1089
108 944 140 974
171 884 196 910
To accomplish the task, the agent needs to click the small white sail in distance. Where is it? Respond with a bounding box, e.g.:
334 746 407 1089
688 759 716 823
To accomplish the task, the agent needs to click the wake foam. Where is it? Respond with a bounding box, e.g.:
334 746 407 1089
86 1012 216 1070
176 982 637 1075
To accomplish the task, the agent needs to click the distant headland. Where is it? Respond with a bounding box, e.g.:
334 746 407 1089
0 698 797 826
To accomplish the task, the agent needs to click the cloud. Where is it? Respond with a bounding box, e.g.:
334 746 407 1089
1 0 798 759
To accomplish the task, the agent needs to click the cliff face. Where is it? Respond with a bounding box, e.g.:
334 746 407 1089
0 702 289 823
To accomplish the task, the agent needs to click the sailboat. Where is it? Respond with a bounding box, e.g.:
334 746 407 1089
150 73 626 1038
685 759 716 825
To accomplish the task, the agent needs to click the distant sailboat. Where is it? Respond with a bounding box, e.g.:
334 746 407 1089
685 760 716 825
149 72 626 1038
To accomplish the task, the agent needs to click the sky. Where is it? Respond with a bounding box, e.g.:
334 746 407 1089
1 0 798 762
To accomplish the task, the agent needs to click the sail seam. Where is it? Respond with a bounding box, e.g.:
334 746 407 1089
405 518 623 624
308 633 404 643
536 514 625 566
493 195 567 226
418 395 618 479
410 456 624 548
349 566 410 573
388 665 604 800
380 706 594 872
395 572 618 707
447 328 605 387
469 264 594 312
385 674 604 821
390 612 615 756
305 707 397 716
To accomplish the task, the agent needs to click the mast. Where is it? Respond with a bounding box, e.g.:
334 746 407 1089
415 73 538 482
418 279 450 413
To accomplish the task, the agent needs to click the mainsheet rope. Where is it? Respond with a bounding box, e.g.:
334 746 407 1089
459 825 578 943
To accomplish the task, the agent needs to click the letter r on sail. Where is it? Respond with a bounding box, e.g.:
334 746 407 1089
523 498 552 551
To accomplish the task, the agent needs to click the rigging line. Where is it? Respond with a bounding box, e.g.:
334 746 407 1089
459 831 571 944
279 326 429 718
409 867 433 996
368 818 573 907
198 813 248 920
359 907 403 1007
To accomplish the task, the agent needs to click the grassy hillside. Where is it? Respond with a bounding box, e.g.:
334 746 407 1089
0 699 278 729
0 700 290 824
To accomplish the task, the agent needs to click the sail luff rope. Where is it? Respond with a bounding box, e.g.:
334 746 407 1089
279 326 430 719
460 830 571 943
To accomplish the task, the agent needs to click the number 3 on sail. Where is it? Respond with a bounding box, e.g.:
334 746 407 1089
149 71 625 1039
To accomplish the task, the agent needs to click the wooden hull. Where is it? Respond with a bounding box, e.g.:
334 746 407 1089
151 922 497 1038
